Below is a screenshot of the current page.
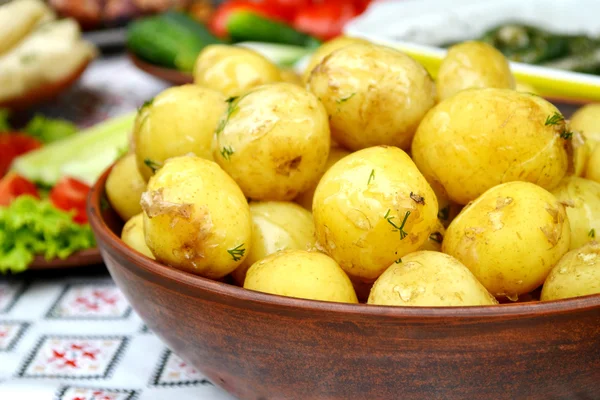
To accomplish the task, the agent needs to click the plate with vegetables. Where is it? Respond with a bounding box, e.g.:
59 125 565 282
125 1 373 84
1 111 136 273
345 0 600 103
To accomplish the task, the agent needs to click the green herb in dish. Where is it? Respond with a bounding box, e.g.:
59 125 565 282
0 196 95 274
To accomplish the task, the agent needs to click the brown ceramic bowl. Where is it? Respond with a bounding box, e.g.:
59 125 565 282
88 167 600 400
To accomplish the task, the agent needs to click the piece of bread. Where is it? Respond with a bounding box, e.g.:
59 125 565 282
0 0 55 55
0 18 97 102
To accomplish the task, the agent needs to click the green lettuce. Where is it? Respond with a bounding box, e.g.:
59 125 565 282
0 196 95 274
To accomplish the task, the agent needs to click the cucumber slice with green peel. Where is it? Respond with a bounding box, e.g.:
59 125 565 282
11 112 136 186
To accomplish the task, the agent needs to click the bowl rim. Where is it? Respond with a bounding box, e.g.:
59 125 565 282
89 166 600 320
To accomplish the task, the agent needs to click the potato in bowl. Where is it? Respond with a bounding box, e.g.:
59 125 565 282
89 37 600 400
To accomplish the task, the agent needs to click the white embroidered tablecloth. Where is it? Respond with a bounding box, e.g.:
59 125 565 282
0 275 236 400
1 54 235 400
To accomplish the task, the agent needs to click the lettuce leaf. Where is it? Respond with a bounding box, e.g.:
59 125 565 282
0 196 95 274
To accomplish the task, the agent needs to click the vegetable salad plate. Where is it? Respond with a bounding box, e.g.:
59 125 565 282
345 0 600 103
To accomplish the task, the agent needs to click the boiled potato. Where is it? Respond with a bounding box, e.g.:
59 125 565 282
105 153 146 221
313 146 438 282
140 155 252 278
280 68 302 86
244 249 358 303
570 103 600 148
412 88 569 205
302 35 371 83
443 181 571 299
121 213 154 259
551 176 600 250
515 82 539 95
368 251 498 306
193 44 282 97
213 82 330 201
133 85 226 181
541 241 600 301
232 201 316 285
419 220 446 252
308 43 435 151
586 144 600 183
437 41 515 101
295 146 351 210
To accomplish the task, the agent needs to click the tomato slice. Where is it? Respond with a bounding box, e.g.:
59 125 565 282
0 173 40 206
50 177 91 224
209 0 290 38
0 133 42 177
293 1 360 41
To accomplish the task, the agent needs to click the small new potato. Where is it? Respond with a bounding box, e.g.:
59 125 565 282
134 85 226 181
551 176 600 250
193 44 282 97
368 251 497 306
295 146 351 210
412 88 569 204
280 68 302 86
213 82 330 201
105 153 146 221
437 41 515 101
121 213 154 259
586 144 600 183
302 35 371 83
308 43 435 151
313 146 438 282
541 241 600 301
140 155 252 278
232 201 316 285
570 103 600 149
244 249 358 303
443 181 571 299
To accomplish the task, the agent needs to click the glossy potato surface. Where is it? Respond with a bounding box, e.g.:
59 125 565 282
412 88 569 204
313 146 438 282
443 181 571 299
141 155 252 278
308 43 435 151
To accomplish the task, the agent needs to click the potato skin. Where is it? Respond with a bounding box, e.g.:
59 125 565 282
570 104 600 148
368 251 497 306
295 146 351 210
437 41 515 101
551 177 600 250
302 36 371 84
443 181 571 298
541 241 600 301
244 249 358 303
232 201 316 285
313 146 438 282
134 84 226 181
307 43 435 151
193 44 282 97
586 144 600 183
412 88 569 205
140 155 252 278
106 153 146 221
213 82 330 201
121 213 154 259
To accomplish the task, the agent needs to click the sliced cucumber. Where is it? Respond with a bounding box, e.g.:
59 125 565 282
11 112 135 186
